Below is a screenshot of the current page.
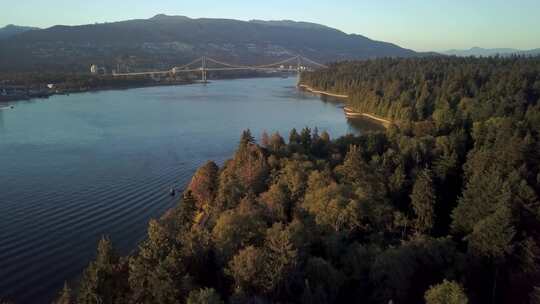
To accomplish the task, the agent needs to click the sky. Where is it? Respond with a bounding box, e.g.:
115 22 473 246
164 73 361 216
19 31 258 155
1 0 539 52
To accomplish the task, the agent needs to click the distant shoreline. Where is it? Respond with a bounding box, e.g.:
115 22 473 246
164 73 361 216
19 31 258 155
298 84 349 99
0 74 290 104
343 107 392 127
0 80 195 103
298 84 392 128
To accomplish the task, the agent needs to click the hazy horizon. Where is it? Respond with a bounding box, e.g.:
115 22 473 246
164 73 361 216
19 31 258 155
1 0 540 52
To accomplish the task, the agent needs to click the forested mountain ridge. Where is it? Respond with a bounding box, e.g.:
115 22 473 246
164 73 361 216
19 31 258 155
45 57 540 304
443 47 540 57
0 14 417 72
0 24 39 40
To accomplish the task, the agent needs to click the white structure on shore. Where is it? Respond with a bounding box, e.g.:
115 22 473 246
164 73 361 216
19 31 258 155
90 64 98 74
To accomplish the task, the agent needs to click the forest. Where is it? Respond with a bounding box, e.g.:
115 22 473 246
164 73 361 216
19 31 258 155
301 56 540 125
49 56 540 304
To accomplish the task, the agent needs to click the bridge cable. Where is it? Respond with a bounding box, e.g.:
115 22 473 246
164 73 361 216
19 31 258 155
206 56 301 69
299 56 328 68
172 57 204 70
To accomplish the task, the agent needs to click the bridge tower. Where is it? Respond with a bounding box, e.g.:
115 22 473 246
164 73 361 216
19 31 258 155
201 56 208 83
296 55 302 86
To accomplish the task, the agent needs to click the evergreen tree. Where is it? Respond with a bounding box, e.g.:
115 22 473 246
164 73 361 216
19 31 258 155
261 130 270 148
261 223 298 296
320 130 330 143
335 145 365 184
468 205 515 260
302 171 361 233
424 280 468 304
240 129 255 146
128 220 188 304
227 246 265 295
187 288 224 304
78 237 127 304
269 132 286 153
289 128 300 144
53 282 73 304
410 169 436 234
300 127 312 151
178 190 198 230
187 161 219 209
212 206 266 262
259 182 291 222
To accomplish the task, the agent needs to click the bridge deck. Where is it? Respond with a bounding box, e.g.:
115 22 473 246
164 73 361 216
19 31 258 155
113 67 300 77
111 55 326 77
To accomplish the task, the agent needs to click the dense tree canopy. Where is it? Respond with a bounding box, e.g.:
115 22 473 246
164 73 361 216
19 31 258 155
424 280 468 304
302 56 540 128
61 56 540 304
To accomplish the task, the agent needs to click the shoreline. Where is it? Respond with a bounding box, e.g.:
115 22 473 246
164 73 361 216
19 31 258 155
0 81 195 103
343 107 392 127
298 84 349 99
298 83 392 128
1 75 292 104
5 80 393 129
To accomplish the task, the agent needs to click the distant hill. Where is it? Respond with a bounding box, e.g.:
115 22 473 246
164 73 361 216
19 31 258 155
443 47 540 57
0 15 418 72
0 24 39 40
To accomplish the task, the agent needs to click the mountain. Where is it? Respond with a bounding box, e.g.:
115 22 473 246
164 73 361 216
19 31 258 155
0 15 418 72
0 24 39 39
443 46 540 57
520 48 540 56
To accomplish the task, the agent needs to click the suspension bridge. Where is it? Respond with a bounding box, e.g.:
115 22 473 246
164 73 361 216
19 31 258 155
111 55 328 82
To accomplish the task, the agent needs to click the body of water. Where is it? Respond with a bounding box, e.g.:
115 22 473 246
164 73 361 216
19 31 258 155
0 78 383 303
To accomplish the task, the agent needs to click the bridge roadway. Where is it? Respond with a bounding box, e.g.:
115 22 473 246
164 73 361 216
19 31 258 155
112 67 300 77
111 55 327 78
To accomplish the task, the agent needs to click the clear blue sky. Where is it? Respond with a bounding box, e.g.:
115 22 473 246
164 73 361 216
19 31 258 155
1 0 539 52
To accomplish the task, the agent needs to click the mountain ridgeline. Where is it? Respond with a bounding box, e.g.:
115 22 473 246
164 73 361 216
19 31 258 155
51 56 540 304
0 15 417 72
443 47 540 57
0 24 39 40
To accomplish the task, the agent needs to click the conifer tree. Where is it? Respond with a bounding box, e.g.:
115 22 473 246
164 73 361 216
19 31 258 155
410 169 436 234
178 190 198 230
269 132 285 153
424 280 468 304
261 130 270 148
240 129 255 146
187 288 224 304
78 237 124 304
289 128 300 144
53 282 73 304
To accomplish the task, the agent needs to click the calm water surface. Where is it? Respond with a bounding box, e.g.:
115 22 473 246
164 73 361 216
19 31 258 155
0 78 383 303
